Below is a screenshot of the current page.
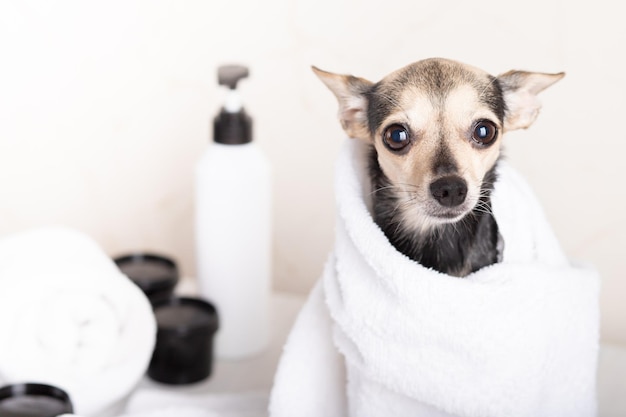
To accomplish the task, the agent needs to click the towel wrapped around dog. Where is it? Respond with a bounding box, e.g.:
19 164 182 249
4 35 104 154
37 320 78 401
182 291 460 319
0 227 156 417
269 139 600 417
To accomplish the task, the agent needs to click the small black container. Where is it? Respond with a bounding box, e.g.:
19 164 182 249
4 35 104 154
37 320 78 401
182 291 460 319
148 296 219 385
114 253 179 301
0 383 73 417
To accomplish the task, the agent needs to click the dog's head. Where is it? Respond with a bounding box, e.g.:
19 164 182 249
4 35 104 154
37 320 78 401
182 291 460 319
314 58 563 232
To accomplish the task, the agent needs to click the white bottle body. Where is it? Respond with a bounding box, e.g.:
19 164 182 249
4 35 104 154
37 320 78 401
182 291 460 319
195 142 271 359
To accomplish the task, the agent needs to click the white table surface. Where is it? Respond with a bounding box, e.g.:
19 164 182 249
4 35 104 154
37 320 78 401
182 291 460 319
121 279 626 417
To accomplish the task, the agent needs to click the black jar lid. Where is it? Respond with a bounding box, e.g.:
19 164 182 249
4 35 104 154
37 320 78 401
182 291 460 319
0 383 73 417
114 253 179 299
152 296 219 335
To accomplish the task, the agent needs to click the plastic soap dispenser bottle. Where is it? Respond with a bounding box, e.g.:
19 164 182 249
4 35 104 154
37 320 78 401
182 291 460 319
195 65 271 359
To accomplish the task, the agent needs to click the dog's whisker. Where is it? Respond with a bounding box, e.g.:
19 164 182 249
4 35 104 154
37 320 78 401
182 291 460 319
370 184 418 195
370 91 402 108
476 75 500 104
369 91 414 123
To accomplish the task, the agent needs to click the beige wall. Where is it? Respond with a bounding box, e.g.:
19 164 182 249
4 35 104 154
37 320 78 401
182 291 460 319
0 1 624 345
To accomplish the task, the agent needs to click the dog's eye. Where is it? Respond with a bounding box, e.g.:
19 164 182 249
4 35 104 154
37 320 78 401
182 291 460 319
471 120 498 145
383 124 410 150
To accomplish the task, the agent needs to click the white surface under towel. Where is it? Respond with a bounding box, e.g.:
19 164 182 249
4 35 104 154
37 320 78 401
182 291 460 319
58 390 269 417
270 139 601 417
124 390 269 417
0 227 156 417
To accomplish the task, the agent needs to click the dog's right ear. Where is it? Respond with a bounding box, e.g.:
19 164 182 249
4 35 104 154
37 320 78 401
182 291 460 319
497 70 565 132
312 66 373 141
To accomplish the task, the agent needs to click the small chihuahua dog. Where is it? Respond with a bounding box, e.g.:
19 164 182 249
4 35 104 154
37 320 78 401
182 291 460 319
314 58 563 277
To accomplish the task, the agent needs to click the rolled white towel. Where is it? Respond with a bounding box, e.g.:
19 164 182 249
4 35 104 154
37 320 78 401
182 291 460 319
0 227 156 417
0 227 120 276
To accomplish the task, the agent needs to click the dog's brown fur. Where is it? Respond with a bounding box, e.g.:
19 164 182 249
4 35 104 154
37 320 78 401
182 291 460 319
314 58 563 276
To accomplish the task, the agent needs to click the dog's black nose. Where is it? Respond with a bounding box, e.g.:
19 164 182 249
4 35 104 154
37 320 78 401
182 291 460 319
430 176 468 207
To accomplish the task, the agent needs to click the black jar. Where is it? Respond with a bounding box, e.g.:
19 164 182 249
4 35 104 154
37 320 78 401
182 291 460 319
0 383 73 417
114 253 179 301
148 296 219 384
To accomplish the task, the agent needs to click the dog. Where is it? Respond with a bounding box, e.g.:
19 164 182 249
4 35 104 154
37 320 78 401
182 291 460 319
313 58 563 277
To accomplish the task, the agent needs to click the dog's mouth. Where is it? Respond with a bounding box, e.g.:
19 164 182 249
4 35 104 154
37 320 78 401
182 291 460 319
396 197 478 234
431 209 468 220
422 176 482 223
391 179 483 233
427 206 472 223
421 193 480 225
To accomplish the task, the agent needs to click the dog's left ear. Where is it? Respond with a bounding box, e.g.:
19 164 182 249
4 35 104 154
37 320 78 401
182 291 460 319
312 66 374 140
497 70 565 131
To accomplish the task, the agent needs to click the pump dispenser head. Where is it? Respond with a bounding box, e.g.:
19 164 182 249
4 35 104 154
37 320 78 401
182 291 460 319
218 65 249 90
214 65 252 145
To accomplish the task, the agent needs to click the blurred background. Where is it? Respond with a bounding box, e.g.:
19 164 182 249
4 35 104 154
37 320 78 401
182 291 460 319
0 0 624 345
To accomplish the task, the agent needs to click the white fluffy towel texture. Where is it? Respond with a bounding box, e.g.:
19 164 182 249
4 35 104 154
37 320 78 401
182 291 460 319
0 227 156 417
269 139 600 417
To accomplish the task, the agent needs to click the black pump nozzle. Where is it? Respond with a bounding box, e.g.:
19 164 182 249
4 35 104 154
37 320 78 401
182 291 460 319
218 65 249 90
214 64 252 145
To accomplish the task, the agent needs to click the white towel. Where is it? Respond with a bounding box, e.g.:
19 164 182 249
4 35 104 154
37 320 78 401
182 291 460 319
270 139 600 417
0 227 156 417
